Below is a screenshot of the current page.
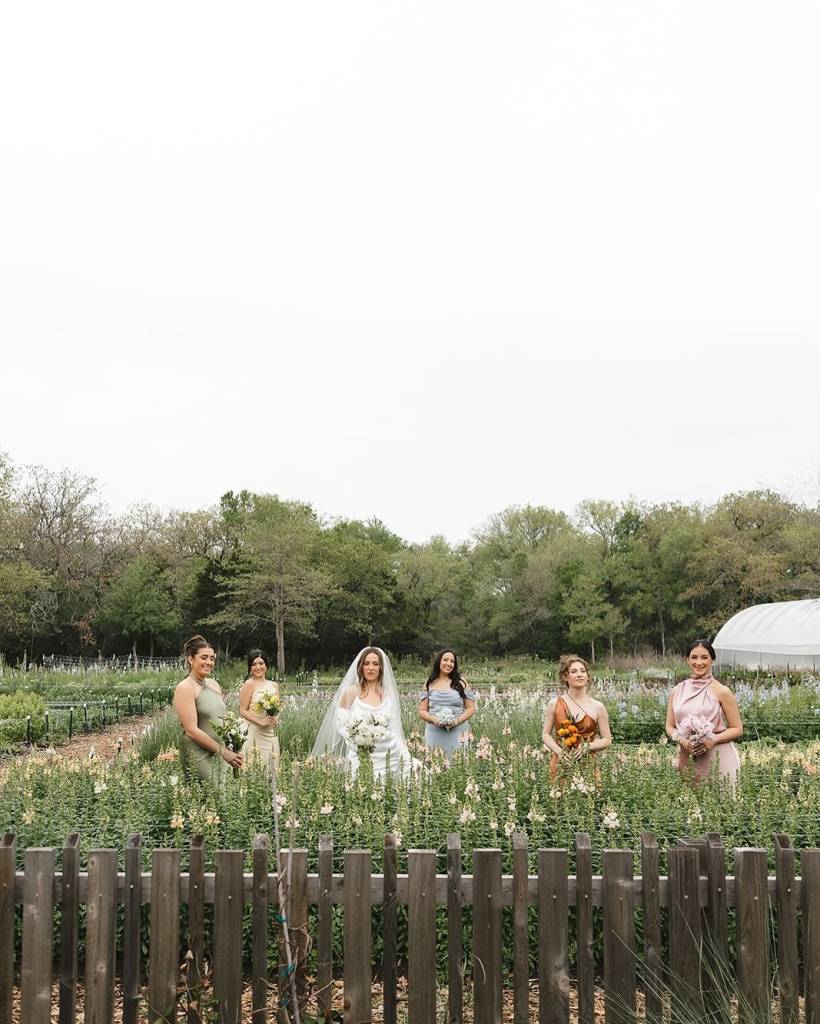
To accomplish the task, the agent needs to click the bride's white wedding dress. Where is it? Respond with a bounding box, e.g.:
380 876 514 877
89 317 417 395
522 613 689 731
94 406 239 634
338 695 416 778
311 647 419 780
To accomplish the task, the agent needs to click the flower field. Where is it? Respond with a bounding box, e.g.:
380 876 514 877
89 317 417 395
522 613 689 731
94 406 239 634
2 681 818 875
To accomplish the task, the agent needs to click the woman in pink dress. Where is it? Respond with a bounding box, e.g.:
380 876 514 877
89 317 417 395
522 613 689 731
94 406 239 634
665 640 743 784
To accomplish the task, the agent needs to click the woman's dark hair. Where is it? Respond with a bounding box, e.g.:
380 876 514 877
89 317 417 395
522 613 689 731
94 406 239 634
183 635 213 660
356 647 384 691
425 649 466 700
247 650 270 676
686 639 716 660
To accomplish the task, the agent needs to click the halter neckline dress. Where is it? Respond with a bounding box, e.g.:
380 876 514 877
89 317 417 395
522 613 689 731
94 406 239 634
671 676 740 783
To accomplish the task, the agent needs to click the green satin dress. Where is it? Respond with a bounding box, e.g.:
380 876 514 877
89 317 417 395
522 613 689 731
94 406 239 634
181 682 227 788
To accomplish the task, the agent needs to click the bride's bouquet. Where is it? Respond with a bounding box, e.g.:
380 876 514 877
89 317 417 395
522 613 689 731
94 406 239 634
252 691 281 721
340 708 391 754
674 714 715 753
433 707 459 730
213 711 248 752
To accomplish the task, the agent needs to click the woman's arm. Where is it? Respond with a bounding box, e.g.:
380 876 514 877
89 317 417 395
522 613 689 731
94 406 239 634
239 679 271 727
418 696 438 726
457 697 476 726
588 703 612 751
666 693 693 753
173 683 242 767
542 699 563 756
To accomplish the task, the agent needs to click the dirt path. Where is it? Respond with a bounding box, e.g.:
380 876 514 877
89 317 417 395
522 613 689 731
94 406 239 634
5 711 162 764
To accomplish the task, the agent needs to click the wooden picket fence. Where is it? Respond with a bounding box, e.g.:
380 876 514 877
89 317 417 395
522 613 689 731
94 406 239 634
0 830 818 1024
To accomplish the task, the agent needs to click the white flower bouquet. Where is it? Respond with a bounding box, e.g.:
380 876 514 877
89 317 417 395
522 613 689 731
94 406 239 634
213 711 248 751
433 707 459 729
340 708 391 754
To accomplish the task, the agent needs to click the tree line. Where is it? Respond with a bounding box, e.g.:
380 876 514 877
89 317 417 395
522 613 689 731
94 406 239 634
1 454 819 670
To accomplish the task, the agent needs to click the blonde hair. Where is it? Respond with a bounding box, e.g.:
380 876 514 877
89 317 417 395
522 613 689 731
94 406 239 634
558 653 591 689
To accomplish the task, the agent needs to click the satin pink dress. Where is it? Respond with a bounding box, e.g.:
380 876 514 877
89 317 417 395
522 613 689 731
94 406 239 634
671 675 740 783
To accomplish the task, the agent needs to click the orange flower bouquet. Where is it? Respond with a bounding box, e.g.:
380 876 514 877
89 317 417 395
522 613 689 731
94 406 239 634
556 719 587 762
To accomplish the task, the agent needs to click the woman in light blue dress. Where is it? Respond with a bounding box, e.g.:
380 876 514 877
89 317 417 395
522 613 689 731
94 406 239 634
419 649 476 758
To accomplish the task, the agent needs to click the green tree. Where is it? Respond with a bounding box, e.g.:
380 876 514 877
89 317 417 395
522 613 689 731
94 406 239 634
96 555 182 657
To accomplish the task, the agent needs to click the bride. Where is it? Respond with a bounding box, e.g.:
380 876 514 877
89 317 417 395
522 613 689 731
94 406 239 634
311 647 416 778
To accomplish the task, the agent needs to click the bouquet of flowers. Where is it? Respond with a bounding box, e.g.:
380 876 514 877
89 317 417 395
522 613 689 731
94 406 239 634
213 711 248 752
674 714 715 753
339 708 391 754
433 707 459 730
556 718 588 762
252 691 281 720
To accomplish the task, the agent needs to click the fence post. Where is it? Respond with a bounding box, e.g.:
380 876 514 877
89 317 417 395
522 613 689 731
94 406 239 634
148 848 181 1023
0 834 15 1024
774 834 799 1024
512 832 529 1024
668 846 702 1021
85 848 117 1024
122 834 142 1024
576 833 595 1024
68 708 73 741
317 833 334 1023
408 849 437 1024
473 848 502 1024
640 833 661 1024
280 847 309 1018
448 833 464 1024
735 848 769 1024
343 849 372 1024
802 848 820 1024
539 848 569 1024
21 847 55 1024
58 833 80 1024
187 835 205 1024
602 849 635 1024
251 834 269 1022
383 833 398 1024
214 849 244 1024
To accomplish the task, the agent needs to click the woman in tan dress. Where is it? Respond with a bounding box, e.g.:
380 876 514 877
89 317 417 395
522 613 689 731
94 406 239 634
239 650 281 773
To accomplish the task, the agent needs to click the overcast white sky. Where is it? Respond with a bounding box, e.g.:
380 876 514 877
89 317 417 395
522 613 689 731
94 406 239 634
1 1 818 543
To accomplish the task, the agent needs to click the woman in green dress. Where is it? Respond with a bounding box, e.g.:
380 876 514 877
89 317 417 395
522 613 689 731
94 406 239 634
174 635 243 783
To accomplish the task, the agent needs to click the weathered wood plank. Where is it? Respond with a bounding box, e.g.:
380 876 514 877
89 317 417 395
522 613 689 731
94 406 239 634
539 848 569 1024
473 849 502 1024
252 834 269 1024
344 850 372 1024
512 833 529 1024
774 834 798 1024
447 833 464 1024
735 848 769 1024
801 848 820 1024
382 833 398 1024
0 834 16 1024
408 850 437 1024
602 849 635 1024
576 834 595 1024
317 833 333 1023
85 849 118 1024
668 846 702 1022
21 847 55 1024
187 835 205 1024
214 850 244 1024
148 849 181 1022
640 834 661 1024
280 848 309 1019
58 833 80 1024
122 834 142 1024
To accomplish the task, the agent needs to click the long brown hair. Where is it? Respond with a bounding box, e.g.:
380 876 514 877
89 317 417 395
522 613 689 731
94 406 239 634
356 647 384 693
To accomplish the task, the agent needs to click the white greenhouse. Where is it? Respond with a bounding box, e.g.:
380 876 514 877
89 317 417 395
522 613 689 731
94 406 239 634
713 598 820 670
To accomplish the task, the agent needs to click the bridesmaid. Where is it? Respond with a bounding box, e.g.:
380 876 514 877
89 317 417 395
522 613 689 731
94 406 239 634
542 654 611 777
239 650 281 773
418 649 476 758
174 635 242 785
666 640 742 784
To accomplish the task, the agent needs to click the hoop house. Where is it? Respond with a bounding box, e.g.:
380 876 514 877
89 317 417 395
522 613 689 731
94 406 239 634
713 598 820 670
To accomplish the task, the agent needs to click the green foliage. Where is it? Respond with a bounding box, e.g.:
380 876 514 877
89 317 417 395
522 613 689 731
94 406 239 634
0 691 46 744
